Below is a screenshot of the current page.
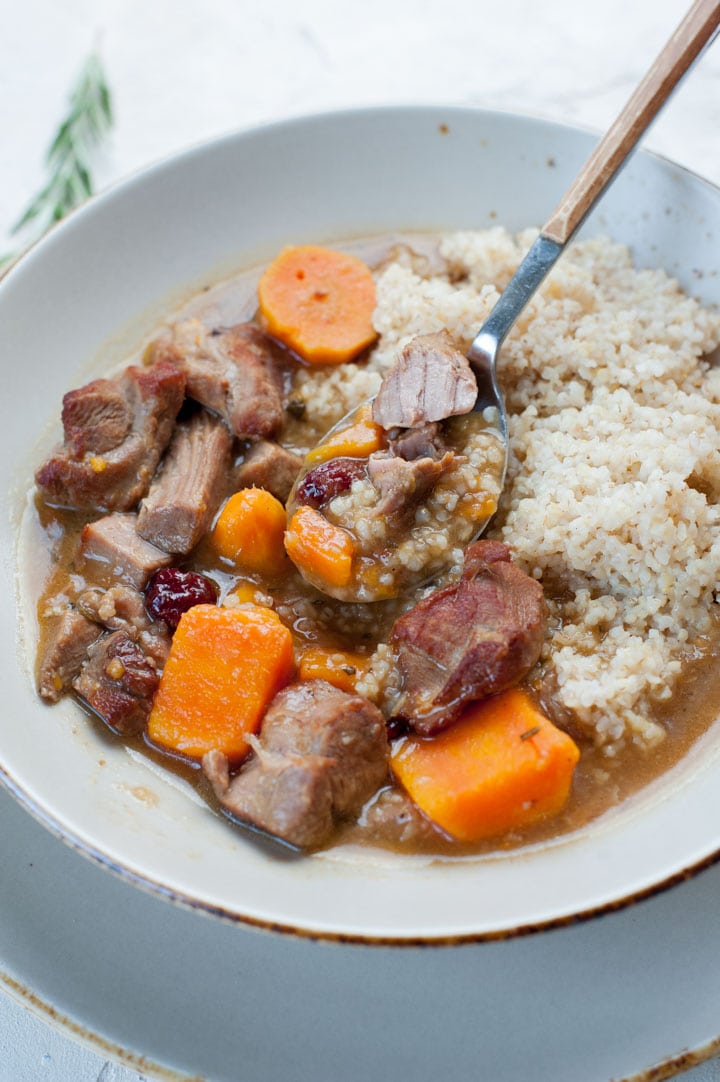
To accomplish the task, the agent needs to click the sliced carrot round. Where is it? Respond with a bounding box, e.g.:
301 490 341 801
257 245 378 365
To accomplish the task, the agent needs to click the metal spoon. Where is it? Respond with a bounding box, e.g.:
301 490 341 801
468 0 719 459
288 0 720 602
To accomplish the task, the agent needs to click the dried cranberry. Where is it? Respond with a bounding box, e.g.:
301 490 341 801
145 569 219 630
386 717 409 741
295 457 367 509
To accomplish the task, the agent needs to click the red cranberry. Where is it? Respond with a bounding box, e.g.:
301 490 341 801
295 457 367 509
386 717 409 741
145 569 219 630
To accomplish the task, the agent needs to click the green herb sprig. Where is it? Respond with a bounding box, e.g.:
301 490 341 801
2 53 113 267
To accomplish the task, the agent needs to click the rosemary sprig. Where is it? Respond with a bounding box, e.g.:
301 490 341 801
1 53 113 267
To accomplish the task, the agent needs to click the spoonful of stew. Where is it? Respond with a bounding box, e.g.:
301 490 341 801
284 0 720 602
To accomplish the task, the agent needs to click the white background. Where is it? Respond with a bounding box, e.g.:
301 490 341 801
2 0 720 1078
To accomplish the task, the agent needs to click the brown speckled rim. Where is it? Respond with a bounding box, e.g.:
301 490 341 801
3 952 720 1082
629 1037 720 1082
3 104 720 950
0 971 200 1081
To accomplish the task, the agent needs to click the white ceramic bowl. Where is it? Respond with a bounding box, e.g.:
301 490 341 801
3 106 720 943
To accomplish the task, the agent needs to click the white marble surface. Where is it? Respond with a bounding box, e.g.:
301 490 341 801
2 0 720 1078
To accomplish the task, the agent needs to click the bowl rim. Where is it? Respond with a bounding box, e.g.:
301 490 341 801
4 102 720 946
4 754 720 947
5 99 720 283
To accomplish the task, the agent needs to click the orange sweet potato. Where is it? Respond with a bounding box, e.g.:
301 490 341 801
305 404 386 466
257 245 378 365
298 646 368 693
391 688 580 842
212 487 288 577
232 580 272 607
147 604 294 763
284 506 354 589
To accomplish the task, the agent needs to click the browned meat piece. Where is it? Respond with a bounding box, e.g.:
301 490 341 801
203 680 389 850
462 538 516 574
388 421 447 461
37 608 103 702
137 410 232 554
260 681 389 816
76 584 171 668
73 630 161 735
150 319 285 439
203 747 334 851
80 513 173 590
35 360 186 512
372 331 477 429
390 540 546 734
77 583 148 629
359 787 444 847
235 440 303 502
366 449 459 521
62 380 132 456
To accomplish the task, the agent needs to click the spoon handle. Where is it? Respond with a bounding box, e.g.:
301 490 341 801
542 0 720 245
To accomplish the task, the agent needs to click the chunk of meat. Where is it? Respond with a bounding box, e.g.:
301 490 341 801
150 320 285 439
73 630 161 735
390 540 546 734
203 680 389 849
76 584 171 668
294 457 367 509
366 449 458 521
77 583 149 630
260 681 389 815
372 331 477 429
462 538 517 574
35 360 186 512
80 514 173 590
61 380 132 456
137 410 233 554
235 439 303 502
358 787 444 848
204 746 334 851
388 421 447 461
37 608 103 702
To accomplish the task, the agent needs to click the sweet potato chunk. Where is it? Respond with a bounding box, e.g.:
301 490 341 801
305 404 385 466
212 488 289 577
284 506 354 589
147 605 294 763
298 647 369 693
391 688 580 842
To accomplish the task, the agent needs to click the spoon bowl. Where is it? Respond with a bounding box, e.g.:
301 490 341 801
286 394 506 602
